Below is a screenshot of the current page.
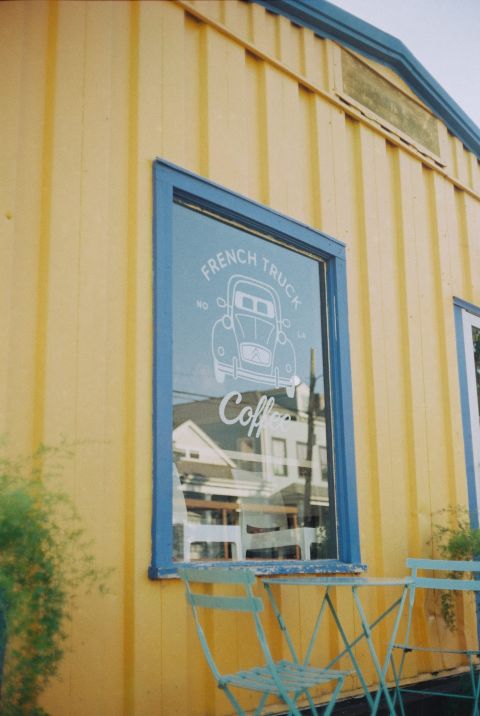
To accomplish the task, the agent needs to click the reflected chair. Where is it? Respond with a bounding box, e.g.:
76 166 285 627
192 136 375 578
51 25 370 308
173 465 243 560
232 478 319 559
391 558 480 716
179 566 348 716
241 510 318 560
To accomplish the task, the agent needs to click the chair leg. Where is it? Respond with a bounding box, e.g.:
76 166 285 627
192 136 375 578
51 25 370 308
323 676 345 716
303 688 319 715
471 656 480 716
253 692 269 716
390 652 407 716
221 684 246 716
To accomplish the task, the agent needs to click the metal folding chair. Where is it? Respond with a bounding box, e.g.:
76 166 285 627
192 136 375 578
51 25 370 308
179 566 348 716
391 558 480 716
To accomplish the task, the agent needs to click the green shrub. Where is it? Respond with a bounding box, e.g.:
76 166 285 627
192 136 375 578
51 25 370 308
432 505 480 631
0 441 111 715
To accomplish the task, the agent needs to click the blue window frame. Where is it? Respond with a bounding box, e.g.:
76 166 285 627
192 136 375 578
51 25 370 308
149 160 361 577
454 297 480 527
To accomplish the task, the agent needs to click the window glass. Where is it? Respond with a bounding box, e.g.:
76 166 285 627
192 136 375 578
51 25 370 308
171 201 336 562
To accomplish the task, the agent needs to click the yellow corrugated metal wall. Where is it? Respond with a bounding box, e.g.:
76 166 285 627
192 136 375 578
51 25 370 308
1 1 480 714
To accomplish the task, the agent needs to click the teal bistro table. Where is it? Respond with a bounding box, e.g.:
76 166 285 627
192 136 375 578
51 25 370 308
262 575 413 715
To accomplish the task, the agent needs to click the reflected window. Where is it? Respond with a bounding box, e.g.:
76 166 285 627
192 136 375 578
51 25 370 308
272 438 288 477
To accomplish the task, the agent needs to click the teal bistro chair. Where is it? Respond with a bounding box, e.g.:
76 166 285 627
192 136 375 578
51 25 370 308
391 558 480 716
178 566 349 716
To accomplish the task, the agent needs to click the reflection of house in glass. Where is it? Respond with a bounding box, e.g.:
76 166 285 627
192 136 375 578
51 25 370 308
172 384 335 561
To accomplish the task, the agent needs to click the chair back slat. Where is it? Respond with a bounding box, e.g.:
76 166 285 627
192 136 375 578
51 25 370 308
407 558 480 573
187 592 263 612
178 566 255 585
414 576 480 591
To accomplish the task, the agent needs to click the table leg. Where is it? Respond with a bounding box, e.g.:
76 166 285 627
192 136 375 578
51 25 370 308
352 587 407 715
324 591 375 711
263 582 300 664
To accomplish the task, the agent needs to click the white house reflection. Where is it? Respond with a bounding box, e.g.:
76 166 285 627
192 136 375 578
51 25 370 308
172 383 336 562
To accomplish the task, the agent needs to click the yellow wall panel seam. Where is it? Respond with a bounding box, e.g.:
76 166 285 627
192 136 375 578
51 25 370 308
387 146 421 557
32 0 58 450
123 3 140 714
0 1 24 436
423 169 460 512
177 0 480 204
455 189 473 298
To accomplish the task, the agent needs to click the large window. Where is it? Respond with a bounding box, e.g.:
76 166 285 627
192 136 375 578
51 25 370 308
150 161 360 577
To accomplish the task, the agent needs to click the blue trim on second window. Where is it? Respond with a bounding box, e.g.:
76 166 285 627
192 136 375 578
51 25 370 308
150 159 360 578
453 297 480 527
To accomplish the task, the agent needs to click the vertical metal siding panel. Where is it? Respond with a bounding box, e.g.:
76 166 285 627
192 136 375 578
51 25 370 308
288 85 310 222
2 0 39 444
471 156 480 194
33 3 84 712
244 52 268 203
5 0 57 454
136 4 173 714
223 0 251 41
391 152 438 678
69 3 125 715
313 97 344 236
354 127 403 679
336 120 382 690
424 174 470 567
386 147 422 560
346 122 387 576
444 183 469 303
158 3 186 166
412 168 455 515
340 119 377 686
162 586 193 715
250 2 278 57
302 30 328 90
374 143 412 576
447 132 459 179
299 87 321 228
453 137 470 187
41 0 85 443
0 1 24 438
105 8 131 713
202 28 249 193
184 12 204 174
133 2 180 714
464 194 480 304
190 0 223 24
261 66 300 214
454 188 474 299
277 15 303 75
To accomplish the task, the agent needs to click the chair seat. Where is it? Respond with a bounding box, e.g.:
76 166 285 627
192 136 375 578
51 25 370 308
221 660 349 695
392 643 480 656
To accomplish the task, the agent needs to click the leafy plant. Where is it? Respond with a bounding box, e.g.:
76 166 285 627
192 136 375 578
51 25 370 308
0 440 111 715
431 505 480 631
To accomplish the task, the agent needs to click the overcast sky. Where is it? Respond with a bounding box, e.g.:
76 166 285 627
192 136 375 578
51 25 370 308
329 0 480 129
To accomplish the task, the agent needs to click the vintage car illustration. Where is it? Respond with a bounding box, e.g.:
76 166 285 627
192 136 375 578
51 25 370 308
211 274 297 398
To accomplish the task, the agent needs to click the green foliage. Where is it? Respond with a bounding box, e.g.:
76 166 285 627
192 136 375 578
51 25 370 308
432 505 480 631
0 441 111 715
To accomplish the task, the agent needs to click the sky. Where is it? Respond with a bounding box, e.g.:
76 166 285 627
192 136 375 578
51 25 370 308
329 0 480 129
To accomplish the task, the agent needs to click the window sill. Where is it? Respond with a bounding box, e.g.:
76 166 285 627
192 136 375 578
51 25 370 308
148 560 366 580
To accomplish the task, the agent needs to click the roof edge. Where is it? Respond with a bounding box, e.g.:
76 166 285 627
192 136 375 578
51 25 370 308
254 0 480 159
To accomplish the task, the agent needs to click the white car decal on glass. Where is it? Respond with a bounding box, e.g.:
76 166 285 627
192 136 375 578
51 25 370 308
211 274 297 398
